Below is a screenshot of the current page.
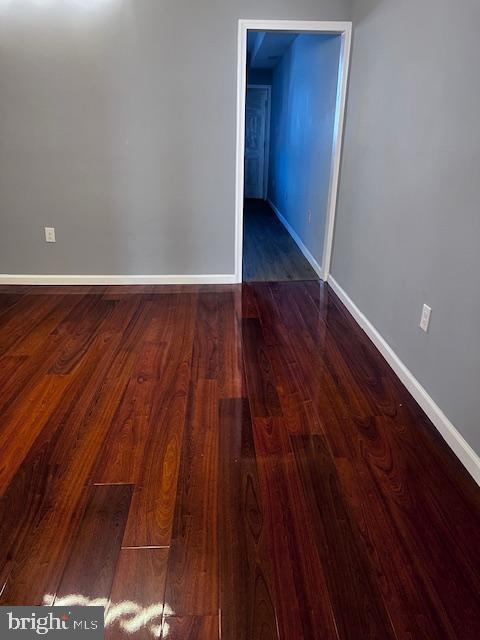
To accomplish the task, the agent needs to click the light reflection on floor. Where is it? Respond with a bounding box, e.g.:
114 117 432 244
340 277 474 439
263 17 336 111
44 593 173 637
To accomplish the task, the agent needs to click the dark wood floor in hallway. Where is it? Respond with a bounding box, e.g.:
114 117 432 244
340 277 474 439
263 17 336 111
0 281 479 639
243 199 319 282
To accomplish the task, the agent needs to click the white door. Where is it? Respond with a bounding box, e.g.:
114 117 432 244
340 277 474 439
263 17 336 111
244 87 269 199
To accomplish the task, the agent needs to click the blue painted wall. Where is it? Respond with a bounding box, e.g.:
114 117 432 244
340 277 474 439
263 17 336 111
268 34 341 270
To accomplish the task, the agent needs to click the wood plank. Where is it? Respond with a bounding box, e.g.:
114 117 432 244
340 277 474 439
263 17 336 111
218 289 245 398
291 434 395 639
253 284 324 436
54 484 133 604
0 286 31 295
11 295 81 357
242 318 282 418
267 282 371 458
270 281 377 422
0 292 26 318
161 616 218 640
48 295 115 374
0 294 68 357
218 398 278 640
106 548 169 640
122 293 197 546
93 297 176 484
0 373 72 494
191 292 218 381
163 380 218 616
0 356 26 389
252 420 339 640
241 284 259 319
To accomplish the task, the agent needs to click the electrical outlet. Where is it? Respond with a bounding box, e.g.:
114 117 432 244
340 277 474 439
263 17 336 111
45 227 56 243
308 210 312 224
419 304 432 332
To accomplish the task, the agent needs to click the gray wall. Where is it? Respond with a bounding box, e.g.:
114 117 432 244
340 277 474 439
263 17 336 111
332 0 480 454
268 34 341 268
0 0 350 276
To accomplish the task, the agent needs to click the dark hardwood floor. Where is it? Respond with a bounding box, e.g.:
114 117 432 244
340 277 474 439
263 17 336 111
243 199 319 282
0 281 479 639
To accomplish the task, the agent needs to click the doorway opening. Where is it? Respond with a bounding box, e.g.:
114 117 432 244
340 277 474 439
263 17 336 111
235 20 352 283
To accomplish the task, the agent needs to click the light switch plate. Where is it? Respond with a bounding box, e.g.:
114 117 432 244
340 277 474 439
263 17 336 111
420 304 432 332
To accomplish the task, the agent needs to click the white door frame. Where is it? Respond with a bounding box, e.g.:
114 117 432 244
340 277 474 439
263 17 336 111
234 19 352 283
246 84 271 199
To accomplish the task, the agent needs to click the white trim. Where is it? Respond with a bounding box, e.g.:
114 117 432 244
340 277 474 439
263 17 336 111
235 19 352 284
268 199 323 279
234 20 248 283
328 275 480 487
322 28 352 281
247 84 271 200
0 274 237 286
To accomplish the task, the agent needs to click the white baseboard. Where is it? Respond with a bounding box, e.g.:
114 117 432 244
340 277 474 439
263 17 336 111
267 199 324 279
328 275 480 486
0 274 237 286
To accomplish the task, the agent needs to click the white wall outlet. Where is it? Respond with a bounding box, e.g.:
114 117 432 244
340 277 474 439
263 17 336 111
45 227 56 243
420 304 432 332
308 210 312 224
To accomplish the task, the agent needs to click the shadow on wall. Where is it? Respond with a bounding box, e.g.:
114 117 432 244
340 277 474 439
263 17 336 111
353 0 385 23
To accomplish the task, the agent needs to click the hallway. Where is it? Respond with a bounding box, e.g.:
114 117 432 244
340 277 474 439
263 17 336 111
243 199 319 282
